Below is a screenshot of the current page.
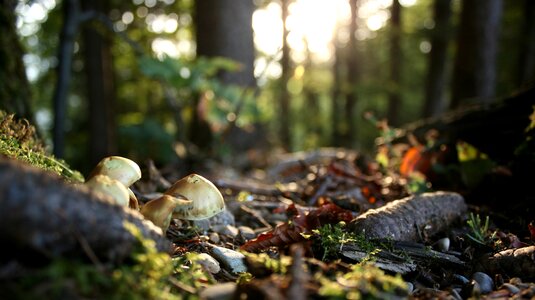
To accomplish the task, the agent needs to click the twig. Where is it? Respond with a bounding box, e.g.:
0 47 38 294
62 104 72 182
240 204 273 229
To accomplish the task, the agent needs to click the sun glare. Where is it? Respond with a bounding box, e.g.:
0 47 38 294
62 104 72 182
253 0 417 77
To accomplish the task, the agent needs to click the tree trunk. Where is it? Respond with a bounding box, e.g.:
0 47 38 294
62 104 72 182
331 40 343 146
342 0 360 147
82 0 118 167
451 0 502 108
387 0 402 126
0 0 34 123
195 0 255 87
422 0 452 118
279 0 292 150
52 0 80 158
517 0 535 86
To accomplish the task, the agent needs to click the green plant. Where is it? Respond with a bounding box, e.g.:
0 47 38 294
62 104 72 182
466 213 496 246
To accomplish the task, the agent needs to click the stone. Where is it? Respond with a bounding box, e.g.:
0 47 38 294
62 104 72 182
238 226 256 240
196 253 221 274
472 272 494 294
211 246 247 274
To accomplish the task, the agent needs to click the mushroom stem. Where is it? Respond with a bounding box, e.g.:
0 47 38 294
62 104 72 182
141 195 182 232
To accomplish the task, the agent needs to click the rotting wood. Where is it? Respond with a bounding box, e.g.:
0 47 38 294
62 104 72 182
349 191 467 241
0 157 171 264
477 245 535 280
341 241 465 274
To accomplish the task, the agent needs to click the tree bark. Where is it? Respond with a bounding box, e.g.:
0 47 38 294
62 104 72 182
195 0 255 87
422 0 452 118
451 0 502 108
52 0 80 158
342 0 360 147
331 40 343 146
279 0 292 149
0 0 34 123
82 0 118 167
0 157 170 264
387 0 402 126
517 0 535 86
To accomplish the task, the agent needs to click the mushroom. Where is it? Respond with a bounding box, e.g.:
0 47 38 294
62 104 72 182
165 174 225 220
88 156 142 187
84 174 130 206
140 195 182 232
88 156 142 209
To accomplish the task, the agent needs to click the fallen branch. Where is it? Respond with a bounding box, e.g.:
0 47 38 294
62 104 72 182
477 245 535 280
349 192 467 241
0 157 171 264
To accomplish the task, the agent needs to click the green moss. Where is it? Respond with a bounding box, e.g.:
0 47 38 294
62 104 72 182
2 222 213 299
317 264 409 299
0 112 84 182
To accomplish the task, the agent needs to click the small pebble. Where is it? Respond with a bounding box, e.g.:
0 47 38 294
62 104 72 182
209 232 220 243
199 282 237 300
212 224 239 238
196 253 221 274
406 282 414 294
436 237 450 252
193 219 211 231
472 272 494 294
501 283 520 294
238 226 256 240
452 274 470 285
211 246 247 274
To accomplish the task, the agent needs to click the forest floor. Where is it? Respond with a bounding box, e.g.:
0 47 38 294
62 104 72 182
152 147 534 300
1 109 535 299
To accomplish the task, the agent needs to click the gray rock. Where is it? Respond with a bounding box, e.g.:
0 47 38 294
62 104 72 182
472 272 494 294
211 246 247 274
196 253 221 274
238 226 256 240
200 282 237 300
193 219 211 231
212 224 239 238
501 283 520 294
406 282 414 294
209 209 235 226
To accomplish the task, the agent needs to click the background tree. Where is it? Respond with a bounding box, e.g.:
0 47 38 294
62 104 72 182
451 0 503 108
387 0 402 126
422 0 452 118
342 0 360 147
517 0 535 87
82 0 118 166
279 0 292 149
0 0 33 122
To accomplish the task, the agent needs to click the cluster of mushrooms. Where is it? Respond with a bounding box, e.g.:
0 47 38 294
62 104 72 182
84 156 225 232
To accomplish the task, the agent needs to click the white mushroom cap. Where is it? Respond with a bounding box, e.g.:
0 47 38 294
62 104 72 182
85 174 130 206
141 195 181 232
165 174 225 220
89 156 141 187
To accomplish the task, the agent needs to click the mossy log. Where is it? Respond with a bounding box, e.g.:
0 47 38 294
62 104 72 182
0 157 171 264
349 192 467 241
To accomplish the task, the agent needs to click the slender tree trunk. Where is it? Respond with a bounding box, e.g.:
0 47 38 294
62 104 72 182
422 0 452 118
517 0 535 86
195 0 255 86
343 0 359 147
331 37 343 146
387 0 402 126
52 0 80 158
0 0 34 122
279 0 292 149
451 0 502 108
82 0 117 167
